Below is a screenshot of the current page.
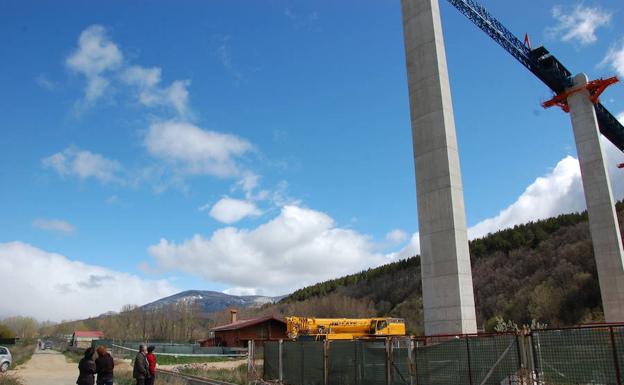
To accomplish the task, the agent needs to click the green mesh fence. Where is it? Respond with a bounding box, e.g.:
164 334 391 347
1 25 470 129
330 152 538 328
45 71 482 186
390 339 411 385
532 327 620 385
264 337 521 385
278 341 325 385
264 341 280 380
466 334 520 385
360 341 387 385
263 328 624 385
328 341 357 385
415 337 468 385
614 326 624 382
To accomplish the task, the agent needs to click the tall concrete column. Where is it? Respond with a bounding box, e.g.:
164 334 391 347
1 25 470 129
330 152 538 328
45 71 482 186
568 73 624 322
401 0 477 335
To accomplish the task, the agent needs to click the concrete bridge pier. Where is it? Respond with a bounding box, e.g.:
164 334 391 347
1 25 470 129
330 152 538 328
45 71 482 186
401 0 477 335
568 73 624 322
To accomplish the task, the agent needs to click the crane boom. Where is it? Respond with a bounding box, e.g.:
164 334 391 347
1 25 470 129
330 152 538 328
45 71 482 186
445 0 624 152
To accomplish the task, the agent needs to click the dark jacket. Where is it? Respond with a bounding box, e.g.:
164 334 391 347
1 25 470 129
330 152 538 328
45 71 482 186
76 358 96 385
95 353 114 382
133 352 150 379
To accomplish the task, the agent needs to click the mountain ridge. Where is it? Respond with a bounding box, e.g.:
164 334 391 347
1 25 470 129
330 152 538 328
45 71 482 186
141 289 283 313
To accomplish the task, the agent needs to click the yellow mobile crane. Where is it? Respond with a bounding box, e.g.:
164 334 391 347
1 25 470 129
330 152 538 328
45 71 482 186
286 317 406 340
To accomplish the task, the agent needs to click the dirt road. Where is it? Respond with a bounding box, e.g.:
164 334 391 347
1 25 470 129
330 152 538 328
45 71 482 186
14 349 77 385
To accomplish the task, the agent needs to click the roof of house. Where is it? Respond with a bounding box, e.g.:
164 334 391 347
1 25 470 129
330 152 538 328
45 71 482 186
210 315 285 332
73 331 104 338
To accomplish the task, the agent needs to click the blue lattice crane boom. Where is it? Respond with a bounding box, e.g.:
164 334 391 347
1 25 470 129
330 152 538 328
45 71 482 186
445 0 624 152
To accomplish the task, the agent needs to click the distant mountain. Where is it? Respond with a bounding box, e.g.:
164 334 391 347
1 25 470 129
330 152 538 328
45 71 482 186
141 290 283 314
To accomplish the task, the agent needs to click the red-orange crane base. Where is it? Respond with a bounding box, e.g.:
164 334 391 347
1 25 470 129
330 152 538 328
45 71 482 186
542 76 619 113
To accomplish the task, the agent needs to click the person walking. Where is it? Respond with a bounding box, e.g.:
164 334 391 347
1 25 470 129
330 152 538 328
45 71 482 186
133 344 151 385
146 346 157 385
76 347 96 385
95 345 114 385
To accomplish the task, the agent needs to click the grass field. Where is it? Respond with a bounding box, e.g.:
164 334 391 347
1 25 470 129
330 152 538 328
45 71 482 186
7 341 36 368
179 363 248 385
154 355 235 366
0 374 24 385
62 350 83 363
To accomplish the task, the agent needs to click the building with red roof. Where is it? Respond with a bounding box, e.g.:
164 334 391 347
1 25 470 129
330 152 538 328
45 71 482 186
200 310 286 348
71 330 105 348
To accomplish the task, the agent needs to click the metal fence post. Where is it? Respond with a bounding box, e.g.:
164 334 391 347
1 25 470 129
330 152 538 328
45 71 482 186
513 334 524 385
300 340 305 385
356 340 362 385
323 340 329 385
465 337 474 385
610 326 622 385
386 338 393 385
407 338 415 385
529 333 540 385
278 339 283 383
247 340 254 385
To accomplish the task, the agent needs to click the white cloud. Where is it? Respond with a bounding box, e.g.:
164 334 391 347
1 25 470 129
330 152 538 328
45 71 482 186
0 242 177 321
397 139 624 255
66 25 123 103
468 156 585 239
547 5 611 45
206 197 262 224
236 172 260 196
144 121 253 177
35 74 58 91
602 40 624 77
215 35 242 83
223 287 261 296
148 205 384 294
66 25 191 117
42 148 122 183
385 229 408 244
122 66 191 118
395 232 420 258
469 139 623 239
618 112 624 124
32 219 75 234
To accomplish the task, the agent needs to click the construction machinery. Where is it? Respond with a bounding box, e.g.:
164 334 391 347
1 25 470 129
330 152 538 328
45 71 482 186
286 316 406 340
445 0 623 152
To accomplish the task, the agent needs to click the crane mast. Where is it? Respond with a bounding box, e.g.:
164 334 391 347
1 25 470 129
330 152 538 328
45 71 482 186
445 0 624 151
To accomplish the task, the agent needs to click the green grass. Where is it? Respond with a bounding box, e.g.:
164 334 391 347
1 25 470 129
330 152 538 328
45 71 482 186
111 371 135 385
154 355 235 366
62 350 83 363
115 370 186 385
179 364 248 385
0 374 25 385
155 374 186 385
7 342 36 368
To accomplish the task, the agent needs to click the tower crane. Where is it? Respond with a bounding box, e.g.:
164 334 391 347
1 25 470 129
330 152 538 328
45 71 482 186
445 0 624 152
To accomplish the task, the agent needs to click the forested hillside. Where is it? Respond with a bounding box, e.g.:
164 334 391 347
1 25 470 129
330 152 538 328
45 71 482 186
227 202 624 334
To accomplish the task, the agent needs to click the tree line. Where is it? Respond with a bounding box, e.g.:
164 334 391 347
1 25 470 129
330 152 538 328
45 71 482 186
39 302 212 342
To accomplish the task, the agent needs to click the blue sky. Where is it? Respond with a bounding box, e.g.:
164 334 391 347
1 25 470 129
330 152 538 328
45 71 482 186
1 0 623 321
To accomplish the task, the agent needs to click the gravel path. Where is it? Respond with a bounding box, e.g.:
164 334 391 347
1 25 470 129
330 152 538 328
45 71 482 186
14 349 77 385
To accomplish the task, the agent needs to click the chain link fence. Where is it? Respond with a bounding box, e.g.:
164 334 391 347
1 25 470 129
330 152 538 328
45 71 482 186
531 324 623 385
262 324 624 385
